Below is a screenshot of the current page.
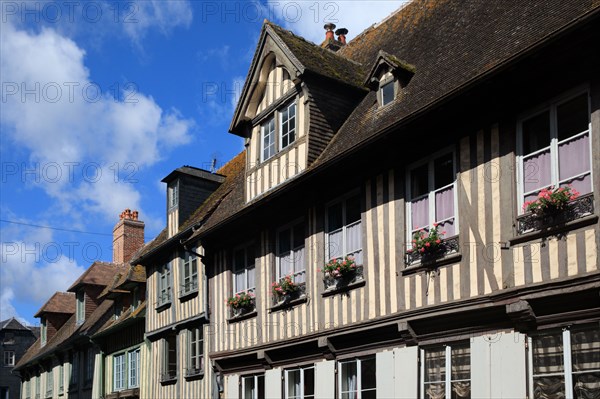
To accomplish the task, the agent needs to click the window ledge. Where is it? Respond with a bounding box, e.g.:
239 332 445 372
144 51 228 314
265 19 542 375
269 295 308 313
159 376 177 386
155 301 172 312
322 279 366 297
178 289 198 302
227 310 257 323
509 213 598 246
184 370 204 381
402 252 463 276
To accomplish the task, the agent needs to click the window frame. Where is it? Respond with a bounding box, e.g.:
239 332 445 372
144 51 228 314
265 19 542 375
40 317 47 347
180 250 199 297
378 71 397 107
76 289 85 325
241 374 265 399
45 368 53 398
112 346 140 392
157 262 172 307
259 100 298 164
58 364 64 395
420 342 471 399
516 88 593 214
186 327 204 377
527 325 600 399
325 192 363 264
284 364 315 399
261 116 276 162
279 101 297 151
70 352 78 386
168 180 179 210
232 244 256 296
3 350 15 366
405 148 459 247
276 219 306 283
337 356 376 399
84 347 94 384
161 335 177 382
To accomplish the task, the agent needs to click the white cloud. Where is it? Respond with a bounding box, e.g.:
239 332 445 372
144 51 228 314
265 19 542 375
122 0 193 46
267 1 409 44
0 21 194 224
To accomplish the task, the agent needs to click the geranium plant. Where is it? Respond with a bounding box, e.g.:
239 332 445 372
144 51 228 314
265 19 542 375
523 186 579 215
408 224 445 255
226 291 255 310
271 275 300 300
321 255 357 279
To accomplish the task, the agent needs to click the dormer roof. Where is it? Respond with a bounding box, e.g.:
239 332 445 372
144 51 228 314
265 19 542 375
34 292 75 317
161 165 225 184
68 261 126 292
364 50 416 88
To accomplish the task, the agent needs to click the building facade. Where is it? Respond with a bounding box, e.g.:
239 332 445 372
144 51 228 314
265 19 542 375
1 319 38 399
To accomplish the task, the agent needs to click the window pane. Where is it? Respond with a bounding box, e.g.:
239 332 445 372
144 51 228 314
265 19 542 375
523 150 551 194
243 376 255 399
434 153 454 189
411 164 429 198
381 82 394 105
451 344 470 381
435 186 455 223
304 367 315 398
532 333 564 375
257 375 265 399
532 376 565 399
328 202 343 232
425 348 446 382
346 222 362 261
234 271 245 293
361 357 376 390
287 370 300 399
411 196 429 231
340 361 357 395
293 223 304 249
279 228 291 254
346 195 361 225
557 94 588 141
571 327 600 373
247 266 255 291
522 111 550 154
327 230 343 260
558 133 590 183
234 249 245 272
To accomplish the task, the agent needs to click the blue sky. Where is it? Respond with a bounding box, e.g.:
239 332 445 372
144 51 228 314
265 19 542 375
0 0 406 325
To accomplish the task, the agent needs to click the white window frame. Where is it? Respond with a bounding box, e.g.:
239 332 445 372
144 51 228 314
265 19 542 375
26 378 31 399
325 192 363 263
58 364 64 395
527 326 600 399
3 350 15 366
187 327 204 375
279 101 297 151
45 368 53 398
158 263 172 306
40 317 47 347
76 289 85 325
35 375 40 399
420 343 471 399
113 353 126 391
128 348 140 388
180 251 199 296
284 365 314 399
276 219 306 282
241 374 265 399
168 180 179 210
516 88 593 213
405 148 458 246
338 356 376 399
378 71 396 107
232 244 256 296
261 116 276 162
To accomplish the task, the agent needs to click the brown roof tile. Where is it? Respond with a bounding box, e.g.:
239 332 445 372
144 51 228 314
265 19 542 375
68 261 127 292
34 292 75 317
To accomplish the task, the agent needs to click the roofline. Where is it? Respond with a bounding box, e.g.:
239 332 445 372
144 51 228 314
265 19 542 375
186 5 600 241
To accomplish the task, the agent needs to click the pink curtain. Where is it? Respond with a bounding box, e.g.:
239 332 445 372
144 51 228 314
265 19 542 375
523 150 551 194
435 186 455 222
559 133 591 195
411 197 429 231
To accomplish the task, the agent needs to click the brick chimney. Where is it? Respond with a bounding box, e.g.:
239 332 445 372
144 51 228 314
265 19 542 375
112 209 145 264
321 23 346 52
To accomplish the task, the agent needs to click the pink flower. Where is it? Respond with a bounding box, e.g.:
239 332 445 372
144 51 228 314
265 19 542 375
420 248 425 253
425 242 430 247
436 239 441 244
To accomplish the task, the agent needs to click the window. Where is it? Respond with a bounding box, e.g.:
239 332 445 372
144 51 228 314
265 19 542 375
277 221 306 284
421 343 471 399
26 378 31 399
40 317 47 347
46 369 53 398
3 351 15 366
518 92 592 211
157 263 172 306
114 299 122 320
70 352 78 385
260 102 297 162
406 151 457 245
180 251 198 296
186 327 204 377
161 335 177 382
168 181 179 209
261 117 276 161
233 245 256 296
339 356 376 399
285 365 314 399
379 72 396 107
529 325 599 399
76 289 85 324
241 374 265 399
85 347 94 383
58 365 64 395
35 375 40 399
326 194 363 265
132 286 140 311
280 102 297 150
113 347 139 391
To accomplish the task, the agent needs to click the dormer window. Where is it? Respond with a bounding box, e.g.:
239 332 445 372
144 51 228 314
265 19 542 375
76 289 85 324
260 101 297 163
365 50 415 108
261 117 276 161
280 102 296 150
378 73 397 107
40 317 47 346
168 181 179 210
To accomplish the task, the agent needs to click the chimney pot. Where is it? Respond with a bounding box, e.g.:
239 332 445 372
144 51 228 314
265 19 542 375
335 28 348 45
324 23 336 41
113 209 144 264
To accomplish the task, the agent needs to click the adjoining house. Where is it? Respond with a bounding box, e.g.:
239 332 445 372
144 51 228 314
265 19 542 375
1 318 39 399
14 211 146 399
132 1 600 398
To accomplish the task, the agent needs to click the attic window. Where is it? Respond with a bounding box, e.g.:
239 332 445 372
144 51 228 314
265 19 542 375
168 181 179 210
40 317 47 347
379 73 397 107
76 289 85 324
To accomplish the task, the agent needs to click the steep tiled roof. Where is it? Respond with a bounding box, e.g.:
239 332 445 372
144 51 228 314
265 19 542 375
265 22 366 89
68 261 126 291
314 0 600 166
34 292 75 317
0 317 29 330
93 301 146 338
